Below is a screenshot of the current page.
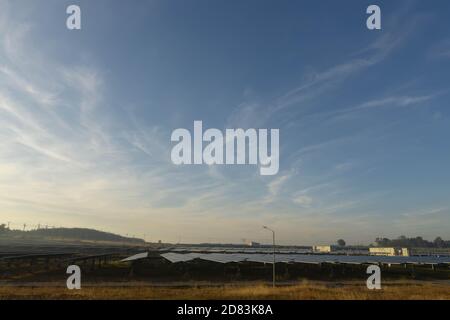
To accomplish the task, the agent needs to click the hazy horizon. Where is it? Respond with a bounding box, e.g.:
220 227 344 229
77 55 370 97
5 222 448 247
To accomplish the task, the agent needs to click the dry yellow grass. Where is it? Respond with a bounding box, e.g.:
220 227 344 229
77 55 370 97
0 281 449 300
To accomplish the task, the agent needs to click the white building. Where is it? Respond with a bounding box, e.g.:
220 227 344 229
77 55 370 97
369 247 409 256
246 241 261 247
312 245 336 253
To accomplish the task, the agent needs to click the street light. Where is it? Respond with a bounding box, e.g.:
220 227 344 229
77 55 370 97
263 226 276 288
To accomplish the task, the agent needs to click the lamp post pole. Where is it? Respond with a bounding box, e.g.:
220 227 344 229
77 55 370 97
263 226 276 288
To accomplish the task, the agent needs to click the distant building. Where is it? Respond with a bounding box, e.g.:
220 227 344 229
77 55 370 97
369 247 409 256
312 245 336 253
370 247 450 257
404 247 450 256
247 241 261 247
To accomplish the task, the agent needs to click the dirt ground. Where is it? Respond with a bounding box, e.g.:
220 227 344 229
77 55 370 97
0 280 449 300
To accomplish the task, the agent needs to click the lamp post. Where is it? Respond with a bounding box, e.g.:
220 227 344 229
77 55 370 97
263 226 276 288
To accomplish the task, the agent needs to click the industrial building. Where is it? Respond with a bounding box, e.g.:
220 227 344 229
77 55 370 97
369 247 409 256
312 245 337 253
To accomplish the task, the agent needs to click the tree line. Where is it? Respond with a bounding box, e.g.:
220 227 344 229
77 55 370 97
374 236 449 248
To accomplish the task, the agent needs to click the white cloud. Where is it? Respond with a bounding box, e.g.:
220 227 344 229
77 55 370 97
292 195 312 207
227 7 426 130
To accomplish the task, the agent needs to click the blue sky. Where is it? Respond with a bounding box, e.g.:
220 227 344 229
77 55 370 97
0 0 449 244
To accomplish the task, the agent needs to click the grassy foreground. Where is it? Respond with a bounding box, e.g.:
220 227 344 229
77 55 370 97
0 281 449 300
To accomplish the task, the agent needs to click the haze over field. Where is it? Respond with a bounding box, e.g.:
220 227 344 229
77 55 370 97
0 0 449 244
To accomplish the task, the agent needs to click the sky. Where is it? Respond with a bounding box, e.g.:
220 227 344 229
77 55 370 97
0 0 449 245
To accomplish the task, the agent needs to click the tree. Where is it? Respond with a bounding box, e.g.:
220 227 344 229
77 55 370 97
434 237 445 248
373 236 449 248
0 224 6 234
337 239 346 247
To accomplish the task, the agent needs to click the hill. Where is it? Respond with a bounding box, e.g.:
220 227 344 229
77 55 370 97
0 225 144 244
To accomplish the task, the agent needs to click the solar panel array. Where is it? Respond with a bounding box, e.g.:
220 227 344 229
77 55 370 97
121 252 149 262
158 252 450 265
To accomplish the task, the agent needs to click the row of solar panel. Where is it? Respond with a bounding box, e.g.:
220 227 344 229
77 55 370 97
122 252 450 265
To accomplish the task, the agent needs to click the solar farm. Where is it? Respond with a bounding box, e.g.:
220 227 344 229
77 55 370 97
1 239 449 288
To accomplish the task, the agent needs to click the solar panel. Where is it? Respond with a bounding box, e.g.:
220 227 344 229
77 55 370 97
121 252 149 262
159 252 450 265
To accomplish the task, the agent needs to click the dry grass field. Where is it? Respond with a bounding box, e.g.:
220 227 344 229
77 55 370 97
0 281 448 300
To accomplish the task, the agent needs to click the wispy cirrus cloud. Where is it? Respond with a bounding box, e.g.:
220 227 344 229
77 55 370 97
227 6 427 129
